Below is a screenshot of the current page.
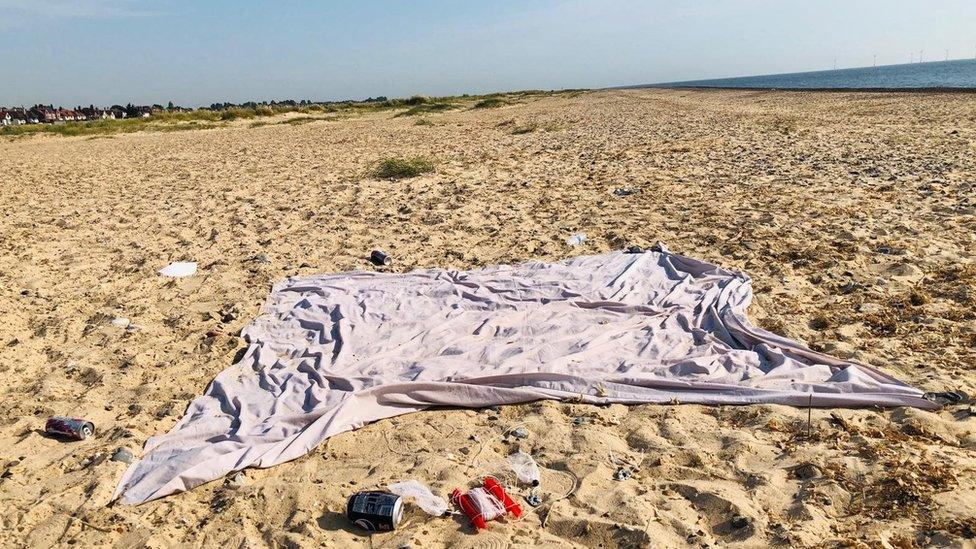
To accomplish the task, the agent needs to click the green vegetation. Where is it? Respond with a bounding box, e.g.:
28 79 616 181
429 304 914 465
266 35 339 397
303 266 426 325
373 156 435 179
396 102 458 117
511 122 539 134
473 97 508 109
414 118 435 126
1 89 591 139
510 121 566 135
279 116 321 126
0 116 219 138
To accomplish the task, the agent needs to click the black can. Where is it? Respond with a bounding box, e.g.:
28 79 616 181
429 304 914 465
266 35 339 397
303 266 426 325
369 250 391 266
347 491 403 532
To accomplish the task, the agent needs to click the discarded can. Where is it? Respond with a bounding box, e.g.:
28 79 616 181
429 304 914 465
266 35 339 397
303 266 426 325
45 417 95 440
369 250 391 266
347 491 403 532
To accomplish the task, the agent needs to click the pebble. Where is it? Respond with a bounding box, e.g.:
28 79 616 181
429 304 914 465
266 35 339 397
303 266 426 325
729 515 751 530
511 427 528 439
792 463 822 480
253 253 270 264
111 447 134 464
858 303 882 314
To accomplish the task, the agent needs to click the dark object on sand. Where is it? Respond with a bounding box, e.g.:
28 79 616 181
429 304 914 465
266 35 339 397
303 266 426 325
347 491 403 532
111 447 134 464
613 467 635 481
625 245 645 254
923 391 968 407
45 417 95 440
613 187 639 197
370 250 392 266
525 492 543 507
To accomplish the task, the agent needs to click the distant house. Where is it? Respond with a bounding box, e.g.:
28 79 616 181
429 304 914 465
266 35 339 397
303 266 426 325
8 108 28 125
30 105 58 123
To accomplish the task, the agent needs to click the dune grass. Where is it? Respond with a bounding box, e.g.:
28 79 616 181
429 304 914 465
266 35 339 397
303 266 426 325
396 102 458 117
473 97 509 109
510 121 566 135
373 157 435 179
279 116 322 126
2 89 590 139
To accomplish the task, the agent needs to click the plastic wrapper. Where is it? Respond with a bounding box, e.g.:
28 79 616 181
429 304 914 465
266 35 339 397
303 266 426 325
387 480 448 516
507 451 540 486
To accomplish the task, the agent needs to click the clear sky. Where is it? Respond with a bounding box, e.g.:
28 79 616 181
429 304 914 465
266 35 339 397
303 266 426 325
1 0 975 107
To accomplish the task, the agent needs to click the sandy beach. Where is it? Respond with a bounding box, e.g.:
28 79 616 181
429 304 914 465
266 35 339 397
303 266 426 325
1 89 974 547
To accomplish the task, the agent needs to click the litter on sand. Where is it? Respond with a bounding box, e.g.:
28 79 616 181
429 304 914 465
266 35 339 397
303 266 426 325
565 233 586 246
158 261 197 278
507 451 540 486
387 480 449 516
115 246 935 505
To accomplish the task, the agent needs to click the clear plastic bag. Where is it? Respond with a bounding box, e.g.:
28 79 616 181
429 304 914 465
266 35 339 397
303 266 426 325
507 451 540 486
387 479 448 516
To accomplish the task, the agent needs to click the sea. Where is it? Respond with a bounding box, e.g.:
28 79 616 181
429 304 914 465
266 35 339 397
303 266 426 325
643 59 976 90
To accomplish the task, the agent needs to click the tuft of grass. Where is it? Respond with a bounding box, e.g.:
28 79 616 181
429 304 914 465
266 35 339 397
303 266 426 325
510 121 564 135
473 97 508 109
279 116 320 126
249 121 271 129
414 118 435 126
396 102 457 117
373 156 435 179
511 123 539 135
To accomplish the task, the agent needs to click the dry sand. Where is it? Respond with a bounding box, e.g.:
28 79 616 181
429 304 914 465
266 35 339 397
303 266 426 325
0 89 974 548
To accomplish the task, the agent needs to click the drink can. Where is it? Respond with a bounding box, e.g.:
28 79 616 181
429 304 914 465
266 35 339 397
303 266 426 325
370 250 391 266
45 417 95 440
347 491 403 532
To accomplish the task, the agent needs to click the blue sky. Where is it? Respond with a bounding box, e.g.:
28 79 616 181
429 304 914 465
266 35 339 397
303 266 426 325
1 0 974 107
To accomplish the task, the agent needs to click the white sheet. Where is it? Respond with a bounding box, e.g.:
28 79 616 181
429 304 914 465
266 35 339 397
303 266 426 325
115 247 933 504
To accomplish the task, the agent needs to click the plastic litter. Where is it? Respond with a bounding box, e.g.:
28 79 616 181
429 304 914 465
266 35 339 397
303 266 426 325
524 492 543 507
387 479 448 517
565 234 586 246
110 317 131 328
613 466 635 481
158 261 197 278
507 451 540 487
451 476 521 530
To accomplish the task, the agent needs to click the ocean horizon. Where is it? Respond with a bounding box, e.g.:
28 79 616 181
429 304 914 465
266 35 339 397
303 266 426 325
637 58 976 90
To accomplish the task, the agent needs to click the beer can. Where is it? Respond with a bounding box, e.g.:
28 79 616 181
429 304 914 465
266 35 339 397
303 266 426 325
347 491 403 532
45 417 95 440
369 250 391 266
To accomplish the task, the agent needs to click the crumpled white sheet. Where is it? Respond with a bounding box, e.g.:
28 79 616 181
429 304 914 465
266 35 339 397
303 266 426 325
115 247 933 504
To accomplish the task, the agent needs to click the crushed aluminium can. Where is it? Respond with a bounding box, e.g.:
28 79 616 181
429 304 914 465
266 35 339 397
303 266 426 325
347 491 403 532
45 417 95 440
